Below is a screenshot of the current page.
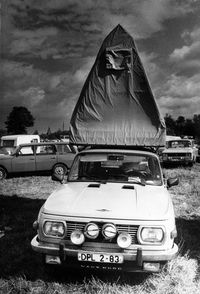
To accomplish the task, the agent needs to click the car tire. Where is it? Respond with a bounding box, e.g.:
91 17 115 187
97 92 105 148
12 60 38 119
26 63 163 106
53 163 67 176
0 167 7 180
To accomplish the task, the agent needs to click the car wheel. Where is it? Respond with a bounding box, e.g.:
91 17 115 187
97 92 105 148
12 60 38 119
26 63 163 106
0 167 7 180
53 164 67 176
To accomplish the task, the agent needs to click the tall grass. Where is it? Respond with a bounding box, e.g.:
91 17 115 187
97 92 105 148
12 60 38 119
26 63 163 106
0 165 200 293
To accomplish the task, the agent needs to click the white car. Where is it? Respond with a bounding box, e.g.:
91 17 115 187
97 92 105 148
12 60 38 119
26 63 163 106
31 148 178 273
162 139 198 166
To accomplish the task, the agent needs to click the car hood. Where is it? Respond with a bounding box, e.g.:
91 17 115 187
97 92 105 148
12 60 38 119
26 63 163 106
43 182 172 221
163 147 192 154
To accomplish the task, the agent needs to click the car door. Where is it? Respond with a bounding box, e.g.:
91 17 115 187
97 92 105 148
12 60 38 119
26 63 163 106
35 144 57 172
11 145 36 172
56 143 76 168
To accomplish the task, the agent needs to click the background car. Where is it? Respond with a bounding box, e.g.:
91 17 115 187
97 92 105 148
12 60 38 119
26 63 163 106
0 142 76 180
0 147 9 156
162 138 198 166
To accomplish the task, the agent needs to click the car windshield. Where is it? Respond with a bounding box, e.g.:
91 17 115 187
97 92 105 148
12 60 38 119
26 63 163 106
68 152 162 186
168 140 191 148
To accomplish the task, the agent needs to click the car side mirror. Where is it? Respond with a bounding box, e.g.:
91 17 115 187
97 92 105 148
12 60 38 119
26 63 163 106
51 172 65 184
167 177 179 188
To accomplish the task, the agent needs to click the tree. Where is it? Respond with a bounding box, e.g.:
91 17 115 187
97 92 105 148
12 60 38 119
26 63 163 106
176 116 185 137
164 114 176 135
193 114 200 141
183 119 195 137
5 106 35 134
33 129 39 135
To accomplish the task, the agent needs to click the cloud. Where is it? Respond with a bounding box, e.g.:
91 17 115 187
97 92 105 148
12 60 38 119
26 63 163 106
74 57 95 84
6 0 197 60
9 27 59 58
2 0 199 131
169 26 200 71
20 87 45 107
158 73 200 117
0 58 93 131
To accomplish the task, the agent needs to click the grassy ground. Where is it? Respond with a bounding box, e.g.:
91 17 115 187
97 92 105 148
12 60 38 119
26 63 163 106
0 165 200 293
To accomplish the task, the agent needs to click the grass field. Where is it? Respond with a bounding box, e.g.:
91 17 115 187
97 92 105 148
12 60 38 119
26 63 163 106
0 164 200 293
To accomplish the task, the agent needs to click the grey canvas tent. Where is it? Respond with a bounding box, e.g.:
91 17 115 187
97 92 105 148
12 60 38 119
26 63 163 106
70 24 166 146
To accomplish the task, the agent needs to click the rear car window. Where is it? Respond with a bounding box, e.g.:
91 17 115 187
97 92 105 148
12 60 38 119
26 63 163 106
2 140 15 147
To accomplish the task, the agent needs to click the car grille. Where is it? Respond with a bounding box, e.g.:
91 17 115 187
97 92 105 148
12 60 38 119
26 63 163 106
167 153 187 157
65 221 139 244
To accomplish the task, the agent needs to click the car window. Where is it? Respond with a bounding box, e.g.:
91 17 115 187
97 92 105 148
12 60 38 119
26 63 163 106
18 146 34 155
68 153 162 186
36 145 56 155
56 144 70 154
2 140 15 147
169 140 191 148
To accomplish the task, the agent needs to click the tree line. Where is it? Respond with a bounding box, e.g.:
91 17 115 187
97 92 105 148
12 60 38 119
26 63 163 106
164 114 200 142
0 107 200 143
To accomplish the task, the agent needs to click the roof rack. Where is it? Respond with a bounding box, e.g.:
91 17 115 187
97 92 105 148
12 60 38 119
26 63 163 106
76 144 160 154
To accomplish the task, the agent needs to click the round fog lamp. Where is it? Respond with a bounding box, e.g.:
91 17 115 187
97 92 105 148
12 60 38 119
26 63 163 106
70 230 85 245
102 223 117 239
84 223 99 239
117 233 132 248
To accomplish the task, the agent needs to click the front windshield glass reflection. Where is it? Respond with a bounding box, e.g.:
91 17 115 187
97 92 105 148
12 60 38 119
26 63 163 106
68 152 162 186
168 140 191 148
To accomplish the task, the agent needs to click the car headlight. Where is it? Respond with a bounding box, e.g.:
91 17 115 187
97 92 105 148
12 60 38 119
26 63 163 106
102 223 117 239
162 154 168 160
139 227 164 244
117 233 132 248
43 221 65 238
70 230 85 245
84 223 99 239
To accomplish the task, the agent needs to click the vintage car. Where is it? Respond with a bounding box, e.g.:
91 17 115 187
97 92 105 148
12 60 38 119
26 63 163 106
162 138 198 166
31 147 178 273
0 142 76 180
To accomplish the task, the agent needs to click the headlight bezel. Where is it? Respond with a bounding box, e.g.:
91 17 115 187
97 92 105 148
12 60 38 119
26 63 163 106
43 220 66 238
84 222 100 239
137 226 165 245
117 232 132 248
102 223 117 239
70 229 85 245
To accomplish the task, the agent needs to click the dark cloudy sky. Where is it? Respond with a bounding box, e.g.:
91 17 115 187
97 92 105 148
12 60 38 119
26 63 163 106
1 0 200 133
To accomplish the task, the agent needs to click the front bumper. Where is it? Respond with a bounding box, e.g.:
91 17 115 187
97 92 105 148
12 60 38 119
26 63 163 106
31 235 178 272
162 157 193 164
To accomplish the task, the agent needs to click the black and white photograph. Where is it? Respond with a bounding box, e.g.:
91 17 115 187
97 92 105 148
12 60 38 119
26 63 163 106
0 0 200 293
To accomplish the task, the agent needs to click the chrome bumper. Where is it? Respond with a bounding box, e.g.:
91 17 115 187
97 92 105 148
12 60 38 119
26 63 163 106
31 235 178 264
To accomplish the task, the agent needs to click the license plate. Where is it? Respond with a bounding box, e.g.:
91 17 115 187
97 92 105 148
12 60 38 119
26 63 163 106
78 252 123 264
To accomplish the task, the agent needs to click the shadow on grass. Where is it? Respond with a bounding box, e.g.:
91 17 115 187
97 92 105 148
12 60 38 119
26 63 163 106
1 195 200 284
176 217 200 261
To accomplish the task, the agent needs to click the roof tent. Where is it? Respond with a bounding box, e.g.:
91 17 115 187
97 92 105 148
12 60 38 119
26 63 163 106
69 24 166 147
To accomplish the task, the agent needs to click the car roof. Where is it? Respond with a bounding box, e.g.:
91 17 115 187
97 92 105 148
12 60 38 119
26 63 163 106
78 148 158 158
1 135 39 139
17 141 68 147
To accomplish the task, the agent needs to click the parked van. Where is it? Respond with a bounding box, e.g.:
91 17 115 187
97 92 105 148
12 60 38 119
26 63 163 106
0 135 40 154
